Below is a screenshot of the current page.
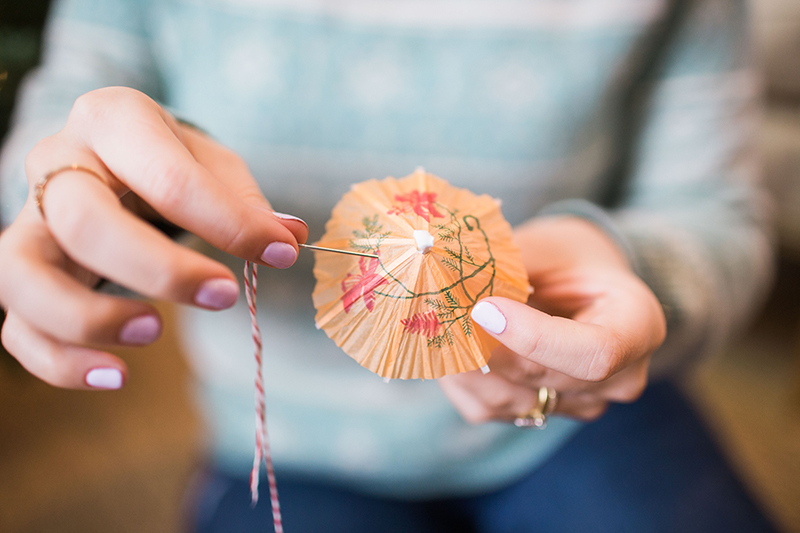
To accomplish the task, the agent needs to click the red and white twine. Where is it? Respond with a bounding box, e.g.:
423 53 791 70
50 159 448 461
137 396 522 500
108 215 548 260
244 261 283 533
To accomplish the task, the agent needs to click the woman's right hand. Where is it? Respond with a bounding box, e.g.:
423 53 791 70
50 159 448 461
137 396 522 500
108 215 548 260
0 87 308 390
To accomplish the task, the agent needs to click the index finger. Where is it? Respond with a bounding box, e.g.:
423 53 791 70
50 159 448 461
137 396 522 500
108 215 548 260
67 89 303 266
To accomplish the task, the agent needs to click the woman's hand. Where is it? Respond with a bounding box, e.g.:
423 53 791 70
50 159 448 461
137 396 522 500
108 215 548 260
438 216 666 423
0 87 307 390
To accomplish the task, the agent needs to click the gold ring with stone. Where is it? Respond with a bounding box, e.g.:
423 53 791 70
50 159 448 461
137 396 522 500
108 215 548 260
514 386 558 429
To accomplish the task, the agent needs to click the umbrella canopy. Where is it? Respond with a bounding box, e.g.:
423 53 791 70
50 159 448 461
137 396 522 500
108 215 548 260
312 169 531 380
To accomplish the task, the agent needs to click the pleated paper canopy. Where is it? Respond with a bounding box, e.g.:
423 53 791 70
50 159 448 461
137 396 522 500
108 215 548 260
312 169 531 380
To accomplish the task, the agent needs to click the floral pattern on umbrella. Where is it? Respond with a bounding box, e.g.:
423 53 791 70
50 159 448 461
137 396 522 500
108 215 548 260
341 255 388 313
348 206 497 350
312 170 531 380
387 190 445 221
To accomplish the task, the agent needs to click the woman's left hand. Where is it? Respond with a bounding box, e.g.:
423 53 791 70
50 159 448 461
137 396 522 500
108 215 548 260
438 216 667 424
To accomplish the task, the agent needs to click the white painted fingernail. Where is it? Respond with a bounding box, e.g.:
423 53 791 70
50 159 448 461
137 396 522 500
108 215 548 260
86 368 123 390
471 301 506 334
272 212 308 227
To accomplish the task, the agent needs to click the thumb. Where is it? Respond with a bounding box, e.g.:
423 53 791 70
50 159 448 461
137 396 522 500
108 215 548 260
470 297 624 381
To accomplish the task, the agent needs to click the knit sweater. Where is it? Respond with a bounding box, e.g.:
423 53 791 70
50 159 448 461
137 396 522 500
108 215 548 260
0 0 772 497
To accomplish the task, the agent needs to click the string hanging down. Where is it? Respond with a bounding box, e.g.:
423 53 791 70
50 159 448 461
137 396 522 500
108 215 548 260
244 261 283 533
243 242 374 532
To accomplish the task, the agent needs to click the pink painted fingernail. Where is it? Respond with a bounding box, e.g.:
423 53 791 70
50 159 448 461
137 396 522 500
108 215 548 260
261 242 298 269
194 278 239 309
85 368 124 390
119 315 161 345
471 301 507 334
273 212 308 227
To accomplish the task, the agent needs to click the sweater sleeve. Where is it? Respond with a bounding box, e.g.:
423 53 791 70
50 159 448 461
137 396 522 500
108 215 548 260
550 0 773 377
0 0 161 228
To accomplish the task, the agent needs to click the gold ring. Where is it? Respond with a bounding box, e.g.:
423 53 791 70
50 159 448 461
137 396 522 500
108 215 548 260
35 164 107 219
514 387 558 429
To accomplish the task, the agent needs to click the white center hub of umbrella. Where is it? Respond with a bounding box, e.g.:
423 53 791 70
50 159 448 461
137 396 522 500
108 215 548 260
413 230 435 254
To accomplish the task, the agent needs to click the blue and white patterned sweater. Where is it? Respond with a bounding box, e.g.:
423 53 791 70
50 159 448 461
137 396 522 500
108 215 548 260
0 0 773 496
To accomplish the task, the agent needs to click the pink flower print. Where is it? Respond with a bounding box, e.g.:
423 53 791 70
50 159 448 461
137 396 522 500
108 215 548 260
400 311 441 338
341 256 388 313
387 190 444 221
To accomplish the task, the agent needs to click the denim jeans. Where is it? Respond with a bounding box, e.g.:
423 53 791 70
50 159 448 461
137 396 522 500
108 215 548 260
190 381 778 533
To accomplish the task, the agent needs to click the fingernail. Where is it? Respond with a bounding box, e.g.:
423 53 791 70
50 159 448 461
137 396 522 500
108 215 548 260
273 212 308 227
261 242 297 269
195 278 239 309
471 301 507 334
85 368 124 390
119 315 161 345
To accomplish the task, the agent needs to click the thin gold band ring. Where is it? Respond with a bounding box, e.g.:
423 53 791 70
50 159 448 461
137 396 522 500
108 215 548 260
35 164 107 219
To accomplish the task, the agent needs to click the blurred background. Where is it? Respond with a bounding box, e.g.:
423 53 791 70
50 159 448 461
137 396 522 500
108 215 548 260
0 1 799 532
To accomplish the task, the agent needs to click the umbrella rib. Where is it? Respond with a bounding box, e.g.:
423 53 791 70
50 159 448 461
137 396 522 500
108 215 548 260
374 212 497 304
376 257 492 301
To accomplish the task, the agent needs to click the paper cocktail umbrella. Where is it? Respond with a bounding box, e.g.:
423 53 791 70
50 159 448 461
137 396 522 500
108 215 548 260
312 169 532 380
